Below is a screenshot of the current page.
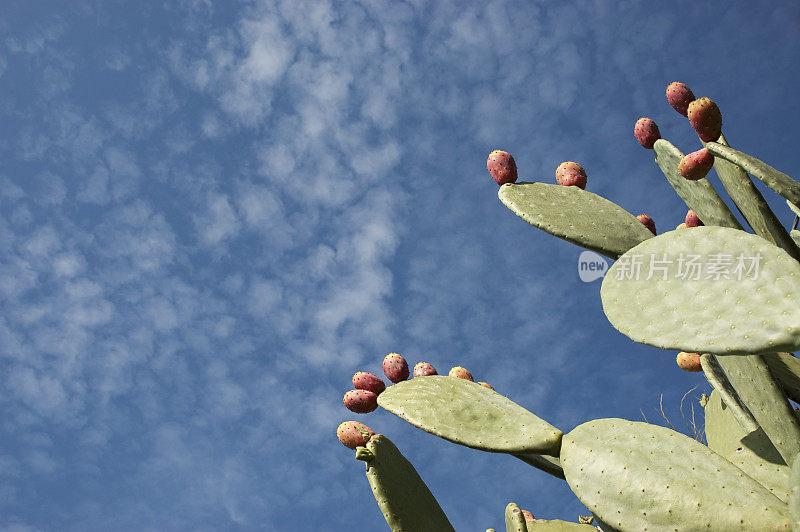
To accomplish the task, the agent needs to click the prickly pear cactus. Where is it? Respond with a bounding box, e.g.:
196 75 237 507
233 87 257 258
338 82 800 531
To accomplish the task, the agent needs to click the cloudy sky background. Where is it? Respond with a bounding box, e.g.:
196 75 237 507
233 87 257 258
2 1 800 530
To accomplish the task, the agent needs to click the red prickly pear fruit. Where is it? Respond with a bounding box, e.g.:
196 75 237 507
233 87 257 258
342 389 378 413
633 117 661 149
676 352 703 372
637 213 657 235
522 510 535 523
678 148 715 181
337 420 375 449
413 362 438 377
352 371 385 395
448 366 473 381
555 162 587 189
477 382 494 390
666 82 695 116
687 97 722 142
487 150 518 186
382 353 409 383
685 209 704 228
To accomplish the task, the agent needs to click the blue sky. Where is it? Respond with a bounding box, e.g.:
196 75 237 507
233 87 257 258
1 1 800 530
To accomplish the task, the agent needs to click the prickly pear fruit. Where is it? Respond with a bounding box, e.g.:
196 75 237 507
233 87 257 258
522 510 535 523
487 150 518 186
687 97 722 142
343 389 379 413
678 147 715 181
382 353 409 383
676 352 703 372
555 161 587 189
448 366 474 381
634 117 661 149
636 213 657 235
685 209 704 228
413 362 438 377
337 420 375 449
478 382 494 390
352 371 386 395
666 82 695 116
676 222 687 229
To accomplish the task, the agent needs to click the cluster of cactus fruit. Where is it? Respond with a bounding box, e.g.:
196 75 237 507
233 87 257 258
337 81 800 531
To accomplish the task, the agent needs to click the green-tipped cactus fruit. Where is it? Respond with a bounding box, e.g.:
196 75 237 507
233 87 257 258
343 389 378 413
635 213 656 235
337 421 375 449
560 418 791 530
688 97 722 142
498 182 653 260
361 434 455 532
666 81 695 116
675 351 702 372
488 150 519 186
633 117 660 149
678 148 715 181
383 353 409 383
448 366 473 381
555 161 587 189
685 209 704 227
353 371 386 395
601 226 800 355
413 361 438 377
478 381 494 390
378 375 562 454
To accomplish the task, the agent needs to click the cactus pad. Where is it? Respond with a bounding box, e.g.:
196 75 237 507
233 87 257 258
526 519 598 530
652 139 742 229
704 390 789 502
377 376 562 454
705 134 800 261
362 434 455 532
497 182 653 259
706 142 800 208
764 352 800 404
560 418 791 530
505 502 527 532
601 226 800 355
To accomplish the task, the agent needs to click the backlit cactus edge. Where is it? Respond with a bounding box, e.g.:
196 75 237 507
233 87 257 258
337 82 800 531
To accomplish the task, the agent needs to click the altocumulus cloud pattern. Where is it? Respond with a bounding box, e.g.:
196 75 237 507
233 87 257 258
1 1 800 530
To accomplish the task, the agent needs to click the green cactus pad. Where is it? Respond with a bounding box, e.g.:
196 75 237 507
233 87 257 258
560 418 791 531
789 200 800 218
714 353 800 466
764 352 800 404
378 376 562 454
791 454 800 531
704 134 800 261
497 182 653 260
505 502 527 532
706 142 800 208
652 139 742 229
704 390 789 502
792 230 800 250
514 452 565 480
601 226 800 355
700 354 759 433
362 434 455 532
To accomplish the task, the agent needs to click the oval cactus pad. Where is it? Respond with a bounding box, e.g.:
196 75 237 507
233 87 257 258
601 226 800 355
498 182 653 259
560 419 791 531
377 376 562 454
363 434 455 532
